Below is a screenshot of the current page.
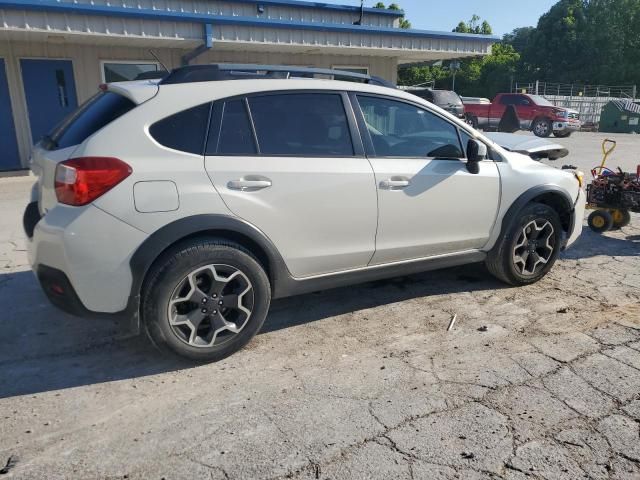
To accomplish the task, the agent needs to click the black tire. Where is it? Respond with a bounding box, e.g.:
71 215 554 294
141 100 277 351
553 131 572 138
532 117 552 138
588 210 614 233
142 238 271 362
465 115 478 129
486 202 563 286
611 209 631 228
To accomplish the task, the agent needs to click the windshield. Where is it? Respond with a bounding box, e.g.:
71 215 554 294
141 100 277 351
431 90 462 106
528 95 554 106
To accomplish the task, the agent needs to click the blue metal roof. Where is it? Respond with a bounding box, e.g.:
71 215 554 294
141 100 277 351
0 0 498 42
229 0 404 17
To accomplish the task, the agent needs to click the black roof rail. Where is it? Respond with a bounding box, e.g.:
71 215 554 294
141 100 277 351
159 64 396 88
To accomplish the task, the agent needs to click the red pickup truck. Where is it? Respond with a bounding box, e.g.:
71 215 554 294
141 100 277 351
464 93 581 138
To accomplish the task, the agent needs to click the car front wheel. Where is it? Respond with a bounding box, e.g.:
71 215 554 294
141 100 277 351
142 238 271 362
486 202 563 285
532 118 552 137
553 131 572 138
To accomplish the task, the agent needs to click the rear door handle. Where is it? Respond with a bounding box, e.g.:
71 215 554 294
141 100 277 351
227 178 272 191
380 178 410 190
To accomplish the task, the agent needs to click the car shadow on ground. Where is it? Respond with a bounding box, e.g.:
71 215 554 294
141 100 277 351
560 226 640 260
1 227 637 398
0 264 504 399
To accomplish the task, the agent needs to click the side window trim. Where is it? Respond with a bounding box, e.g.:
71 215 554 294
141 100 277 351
244 97 261 154
352 93 466 160
348 91 376 157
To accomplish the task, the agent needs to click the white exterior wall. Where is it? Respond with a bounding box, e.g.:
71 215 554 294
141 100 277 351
0 40 397 167
0 9 490 59
53 0 400 28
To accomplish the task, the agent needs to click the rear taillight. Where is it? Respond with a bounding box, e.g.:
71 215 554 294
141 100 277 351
55 157 132 206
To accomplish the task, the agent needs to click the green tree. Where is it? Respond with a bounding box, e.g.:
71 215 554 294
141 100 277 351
522 0 588 83
373 2 386 8
453 14 491 34
384 3 411 29
480 20 492 35
502 27 534 54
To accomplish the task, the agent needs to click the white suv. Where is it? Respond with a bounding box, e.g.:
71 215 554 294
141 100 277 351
24 65 585 361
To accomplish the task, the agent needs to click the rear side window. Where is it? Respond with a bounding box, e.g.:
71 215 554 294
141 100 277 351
150 103 211 154
210 100 257 155
48 92 136 149
248 93 354 156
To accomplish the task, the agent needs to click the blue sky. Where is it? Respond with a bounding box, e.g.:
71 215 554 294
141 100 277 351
348 0 558 36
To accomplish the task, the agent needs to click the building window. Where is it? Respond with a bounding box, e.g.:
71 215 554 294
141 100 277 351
101 61 159 83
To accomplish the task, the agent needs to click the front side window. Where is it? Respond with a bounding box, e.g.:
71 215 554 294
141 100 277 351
500 95 517 105
149 103 211 155
356 95 464 158
248 93 354 156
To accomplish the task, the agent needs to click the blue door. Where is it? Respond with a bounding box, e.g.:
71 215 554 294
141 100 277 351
0 59 21 170
20 59 78 145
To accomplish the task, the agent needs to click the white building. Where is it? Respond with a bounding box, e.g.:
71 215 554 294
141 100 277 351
0 0 496 171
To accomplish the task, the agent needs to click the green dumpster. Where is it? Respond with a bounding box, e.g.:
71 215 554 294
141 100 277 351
599 100 640 133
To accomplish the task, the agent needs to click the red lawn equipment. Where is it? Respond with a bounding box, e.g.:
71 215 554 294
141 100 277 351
586 139 640 232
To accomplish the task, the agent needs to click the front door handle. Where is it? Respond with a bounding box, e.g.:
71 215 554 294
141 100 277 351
380 178 410 190
227 178 272 191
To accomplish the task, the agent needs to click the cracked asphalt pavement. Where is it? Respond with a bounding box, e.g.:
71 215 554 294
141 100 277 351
1 133 640 479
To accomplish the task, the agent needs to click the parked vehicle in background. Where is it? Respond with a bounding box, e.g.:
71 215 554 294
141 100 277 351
24 65 585 362
461 96 490 105
464 93 581 137
402 87 465 119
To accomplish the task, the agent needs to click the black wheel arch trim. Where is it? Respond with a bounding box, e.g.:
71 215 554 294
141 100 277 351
129 214 292 302
499 184 576 247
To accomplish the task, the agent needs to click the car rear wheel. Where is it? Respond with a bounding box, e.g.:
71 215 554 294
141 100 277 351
486 202 563 285
532 118 552 137
142 238 271 362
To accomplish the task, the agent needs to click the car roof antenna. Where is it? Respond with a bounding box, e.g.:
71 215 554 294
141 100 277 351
148 49 169 72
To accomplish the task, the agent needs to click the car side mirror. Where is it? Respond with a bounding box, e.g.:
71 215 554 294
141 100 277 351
466 139 487 174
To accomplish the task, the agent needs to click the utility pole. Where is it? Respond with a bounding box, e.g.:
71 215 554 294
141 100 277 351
450 60 461 92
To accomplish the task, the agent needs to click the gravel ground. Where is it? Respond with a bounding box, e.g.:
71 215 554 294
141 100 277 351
0 133 639 480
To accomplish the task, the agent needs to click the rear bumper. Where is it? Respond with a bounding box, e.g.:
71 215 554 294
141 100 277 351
26 201 146 316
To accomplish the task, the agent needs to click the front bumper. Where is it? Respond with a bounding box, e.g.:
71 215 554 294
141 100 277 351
553 120 582 133
566 188 586 248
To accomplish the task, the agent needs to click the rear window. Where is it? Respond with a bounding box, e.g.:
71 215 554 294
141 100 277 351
149 103 211 155
48 92 136 150
248 93 354 156
431 90 462 105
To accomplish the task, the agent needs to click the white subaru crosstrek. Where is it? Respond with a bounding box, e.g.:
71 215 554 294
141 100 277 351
24 65 586 361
